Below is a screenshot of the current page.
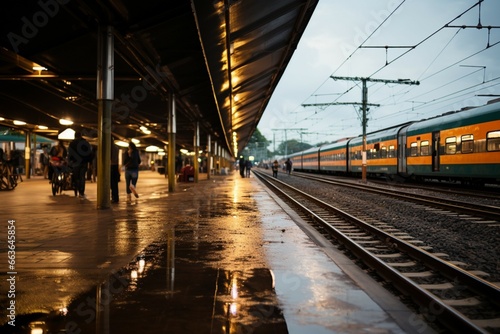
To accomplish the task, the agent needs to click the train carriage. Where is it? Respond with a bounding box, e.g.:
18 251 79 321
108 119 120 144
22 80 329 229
288 150 303 171
299 146 321 172
348 126 403 177
278 100 500 185
318 139 349 174
403 102 500 184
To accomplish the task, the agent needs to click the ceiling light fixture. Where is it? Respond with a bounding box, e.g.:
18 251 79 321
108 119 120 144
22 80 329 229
58 128 75 140
114 140 130 148
13 120 26 126
59 118 74 126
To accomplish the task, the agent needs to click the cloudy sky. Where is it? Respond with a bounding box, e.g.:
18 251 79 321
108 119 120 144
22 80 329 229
258 0 500 147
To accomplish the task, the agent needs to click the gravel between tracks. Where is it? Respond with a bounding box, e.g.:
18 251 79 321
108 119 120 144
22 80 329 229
279 174 500 283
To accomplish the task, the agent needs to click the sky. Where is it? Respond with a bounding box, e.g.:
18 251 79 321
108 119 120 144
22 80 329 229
258 0 500 147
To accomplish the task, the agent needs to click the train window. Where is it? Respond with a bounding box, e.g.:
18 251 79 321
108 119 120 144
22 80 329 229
381 146 387 158
445 137 456 154
461 134 474 153
420 140 430 156
410 142 418 156
388 145 395 158
487 131 500 151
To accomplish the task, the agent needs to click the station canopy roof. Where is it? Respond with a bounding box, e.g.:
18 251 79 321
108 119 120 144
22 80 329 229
0 0 318 156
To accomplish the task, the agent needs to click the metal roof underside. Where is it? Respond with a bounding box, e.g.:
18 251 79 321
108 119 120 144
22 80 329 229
0 0 318 156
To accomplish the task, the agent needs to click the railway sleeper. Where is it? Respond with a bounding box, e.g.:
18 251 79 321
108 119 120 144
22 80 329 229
442 297 481 306
419 282 455 290
472 318 500 331
374 253 403 258
402 271 434 278
387 261 418 267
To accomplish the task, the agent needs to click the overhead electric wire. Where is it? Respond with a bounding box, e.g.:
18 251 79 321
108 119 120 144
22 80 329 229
287 0 498 145
375 76 500 121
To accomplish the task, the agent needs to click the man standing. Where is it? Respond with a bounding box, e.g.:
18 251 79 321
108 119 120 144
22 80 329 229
68 131 93 199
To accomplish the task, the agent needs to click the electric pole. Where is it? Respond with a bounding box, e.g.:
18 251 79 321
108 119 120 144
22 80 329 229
331 76 419 182
272 128 307 158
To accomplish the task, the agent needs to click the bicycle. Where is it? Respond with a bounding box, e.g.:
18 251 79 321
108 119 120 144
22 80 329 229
50 158 76 196
0 161 19 190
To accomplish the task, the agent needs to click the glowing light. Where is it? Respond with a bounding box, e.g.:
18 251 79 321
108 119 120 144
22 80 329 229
0 117 5 121
145 145 160 152
139 126 151 134
229 303 237 316
59 118 73 126
115 140 129 148
58 128 75 140
13 120 26 125
158 152 166 156
138 259 146 274
32 66 47 71
38 125 48 130
31 328 43 334
131 270 138 280
131 138 140 144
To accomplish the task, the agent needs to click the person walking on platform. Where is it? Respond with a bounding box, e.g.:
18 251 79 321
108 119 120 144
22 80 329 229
68 131 93 199
285 158 292 175
272 160 279 178
110 139 120 203
245 159 252 177
239 156 245 178
124 142 141 201
40 145 49 179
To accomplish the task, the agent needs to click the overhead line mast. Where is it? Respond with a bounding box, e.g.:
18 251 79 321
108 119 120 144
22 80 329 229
303 76 419 183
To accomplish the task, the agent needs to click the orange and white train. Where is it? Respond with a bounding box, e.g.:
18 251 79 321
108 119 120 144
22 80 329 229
289 101 500 185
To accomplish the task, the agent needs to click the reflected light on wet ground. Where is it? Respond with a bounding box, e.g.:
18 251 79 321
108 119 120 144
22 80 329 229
10 238 287 333
0 175 288 333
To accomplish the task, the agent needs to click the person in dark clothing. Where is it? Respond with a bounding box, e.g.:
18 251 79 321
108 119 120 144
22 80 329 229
68 132 93 198
48 141 67 182
285 158 293 175
110 140 120 203
123 142 141 201
272 160 279 178
239 156 245 178
245 159 252 177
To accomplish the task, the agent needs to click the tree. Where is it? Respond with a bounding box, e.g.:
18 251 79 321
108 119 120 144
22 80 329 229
276 139 312 156
242 128 272 162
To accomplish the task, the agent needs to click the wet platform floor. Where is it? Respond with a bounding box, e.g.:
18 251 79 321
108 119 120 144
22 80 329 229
0 170 432 333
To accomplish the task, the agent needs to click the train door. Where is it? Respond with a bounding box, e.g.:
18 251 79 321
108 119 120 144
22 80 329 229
432 131 440 171
397 126 409 174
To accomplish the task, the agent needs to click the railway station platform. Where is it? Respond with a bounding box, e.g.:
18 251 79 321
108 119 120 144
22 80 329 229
0 169 433 334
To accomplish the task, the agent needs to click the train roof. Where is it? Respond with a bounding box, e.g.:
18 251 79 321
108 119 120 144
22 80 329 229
407 102 500 135
302 146 321 155
319 138 349 151
349 123 408 145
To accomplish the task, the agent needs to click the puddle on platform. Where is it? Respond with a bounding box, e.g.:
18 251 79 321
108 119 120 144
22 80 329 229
1 238 288 334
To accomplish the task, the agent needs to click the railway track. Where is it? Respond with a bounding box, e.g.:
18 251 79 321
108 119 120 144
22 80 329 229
292 172 500 222
253 170 500 334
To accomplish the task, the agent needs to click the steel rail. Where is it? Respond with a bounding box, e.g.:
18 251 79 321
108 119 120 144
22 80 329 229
296 173 500 220
254 170 498 333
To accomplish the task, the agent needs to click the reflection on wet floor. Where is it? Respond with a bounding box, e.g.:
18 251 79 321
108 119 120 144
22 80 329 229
2 236 287 334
